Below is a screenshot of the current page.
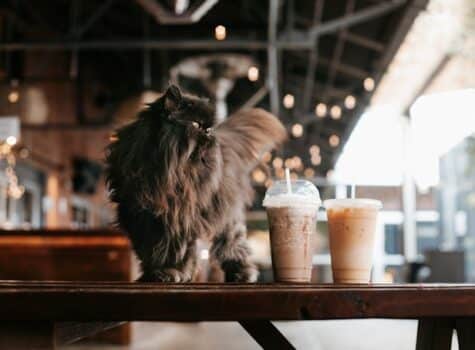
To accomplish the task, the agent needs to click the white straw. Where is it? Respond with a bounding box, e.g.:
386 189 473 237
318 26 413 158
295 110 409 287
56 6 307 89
350 184 356 199
285 167 292 194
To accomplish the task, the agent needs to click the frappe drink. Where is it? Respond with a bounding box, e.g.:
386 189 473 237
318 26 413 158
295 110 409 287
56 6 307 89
263 180 321 282
324 199 382 283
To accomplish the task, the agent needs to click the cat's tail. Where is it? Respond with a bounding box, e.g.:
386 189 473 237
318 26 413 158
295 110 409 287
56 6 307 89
216 108 287 169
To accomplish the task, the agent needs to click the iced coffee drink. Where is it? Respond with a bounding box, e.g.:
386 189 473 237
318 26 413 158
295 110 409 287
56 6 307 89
324 199 382 283
263 180 321 282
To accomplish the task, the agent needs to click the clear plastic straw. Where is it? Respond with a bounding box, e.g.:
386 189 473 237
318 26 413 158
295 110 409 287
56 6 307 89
285 167 292 194
351 184 356 199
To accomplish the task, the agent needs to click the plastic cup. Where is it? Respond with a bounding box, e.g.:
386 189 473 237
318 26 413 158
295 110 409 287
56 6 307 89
324 198 382 283
263 180 321 282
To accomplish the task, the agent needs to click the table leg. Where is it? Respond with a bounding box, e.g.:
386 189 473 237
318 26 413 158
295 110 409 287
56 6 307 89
0 321 55 350
416 318 454 350
455 318 475 350
239 320 295 349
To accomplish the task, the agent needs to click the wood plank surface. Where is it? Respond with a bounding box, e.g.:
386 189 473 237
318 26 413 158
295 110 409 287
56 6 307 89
1 282 475 322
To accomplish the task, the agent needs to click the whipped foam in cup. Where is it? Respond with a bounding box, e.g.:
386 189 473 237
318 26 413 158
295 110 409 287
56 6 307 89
324 198 382 284
263 180 321 283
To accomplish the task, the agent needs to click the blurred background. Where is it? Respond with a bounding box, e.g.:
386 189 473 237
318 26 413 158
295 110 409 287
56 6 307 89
0 0 473 348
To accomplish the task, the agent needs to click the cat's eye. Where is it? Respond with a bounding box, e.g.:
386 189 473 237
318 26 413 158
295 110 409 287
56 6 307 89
191 121 200 129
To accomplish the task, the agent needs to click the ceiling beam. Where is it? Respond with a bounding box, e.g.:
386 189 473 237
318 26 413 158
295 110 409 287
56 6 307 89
344 32 385 52
267 0 280 116
308 0 406 40
0 39 310 51
301 0 325 112
322 0 355 102
75 0 116 37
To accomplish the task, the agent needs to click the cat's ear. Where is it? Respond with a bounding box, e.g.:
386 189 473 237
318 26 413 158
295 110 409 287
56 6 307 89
163 85 182 112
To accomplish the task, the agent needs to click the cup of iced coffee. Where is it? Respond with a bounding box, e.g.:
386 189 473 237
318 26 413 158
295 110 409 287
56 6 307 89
324 198 382 283
263 178 321 282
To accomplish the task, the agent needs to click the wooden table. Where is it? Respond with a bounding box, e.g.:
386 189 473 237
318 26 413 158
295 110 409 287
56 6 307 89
0 282 474 349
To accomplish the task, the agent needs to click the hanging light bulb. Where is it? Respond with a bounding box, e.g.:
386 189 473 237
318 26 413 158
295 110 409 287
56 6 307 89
262 151 272 163
291 123 303 137
315 103 327 118
330 105 342 120
284 158 293 169
283 94 295 109
364 77 375 91
292 156 303 170
344 95 356 109
311 154 321 165
275 168 285 178
329 134 340 147
272 157 283 169
19 148 29 159
215 25 226 40
252 169 266 183
6 136 17 146
304 168 315 179
247 66 259 82
309 145 320 155
8 91 19 104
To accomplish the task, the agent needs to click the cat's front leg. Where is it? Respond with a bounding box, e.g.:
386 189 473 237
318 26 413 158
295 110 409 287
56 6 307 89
210 223 258 283
140 239 198 283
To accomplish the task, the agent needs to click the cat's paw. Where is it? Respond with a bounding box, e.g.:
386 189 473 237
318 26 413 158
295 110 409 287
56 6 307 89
152 269 193 283
223 261 258 283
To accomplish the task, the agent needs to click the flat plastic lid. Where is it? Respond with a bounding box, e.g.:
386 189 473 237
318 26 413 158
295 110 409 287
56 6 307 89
263 180 321 208
323 198 382 209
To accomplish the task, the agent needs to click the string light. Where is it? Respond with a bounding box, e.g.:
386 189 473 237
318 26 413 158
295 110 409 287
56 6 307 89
19 148 29 159
344 95 356 109
291 123 303 137
248 66 259 82
309 145 320 155
311 154 321 165
326 169 335 179
6 136 17 146
330 106 342 120
329 134 340 147
215 25 226 40
304 168 315 179
265 179 273 188
272 157 283 169
275 168 285 178
284 158 293 168
252 169 266 183
290 172 298 180
283 94 295 109
292 156 303 170
261 151 272 163
8 91 19 104
315 103 327 118
364 77 375 91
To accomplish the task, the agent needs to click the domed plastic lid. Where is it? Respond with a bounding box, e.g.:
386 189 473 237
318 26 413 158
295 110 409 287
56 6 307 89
263 180 321 208
323 198 382 209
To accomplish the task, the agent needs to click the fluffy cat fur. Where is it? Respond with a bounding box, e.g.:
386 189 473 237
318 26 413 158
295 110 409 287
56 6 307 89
105 85 286 282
